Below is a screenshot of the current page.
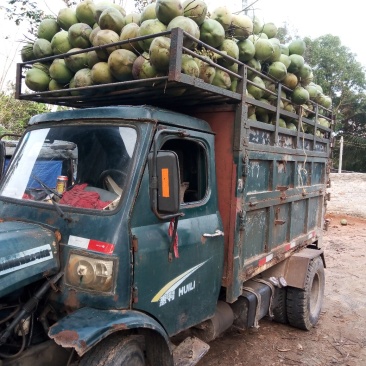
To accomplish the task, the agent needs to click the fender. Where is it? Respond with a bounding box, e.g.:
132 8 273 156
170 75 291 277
48 307 171 357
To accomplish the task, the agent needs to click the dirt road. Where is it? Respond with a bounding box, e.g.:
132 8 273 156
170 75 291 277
197 173 366 366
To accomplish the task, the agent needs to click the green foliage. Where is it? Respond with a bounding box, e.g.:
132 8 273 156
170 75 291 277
0 92 50 135
134 0 154 13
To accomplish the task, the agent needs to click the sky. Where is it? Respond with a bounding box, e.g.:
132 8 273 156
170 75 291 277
0 0 364 90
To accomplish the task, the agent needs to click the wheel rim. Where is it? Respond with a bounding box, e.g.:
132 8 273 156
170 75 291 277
309 272 320 314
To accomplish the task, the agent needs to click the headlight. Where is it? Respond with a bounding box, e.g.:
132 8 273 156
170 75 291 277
66 253 115 293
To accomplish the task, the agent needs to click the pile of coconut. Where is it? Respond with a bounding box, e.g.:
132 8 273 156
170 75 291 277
20 0 332 129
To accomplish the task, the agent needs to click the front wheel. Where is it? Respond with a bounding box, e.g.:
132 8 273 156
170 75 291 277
286 256 325 330
79 334 145 366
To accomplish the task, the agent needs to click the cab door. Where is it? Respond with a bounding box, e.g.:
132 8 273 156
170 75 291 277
130 129 224 336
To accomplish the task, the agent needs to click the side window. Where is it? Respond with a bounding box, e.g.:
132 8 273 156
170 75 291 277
161 138 207 204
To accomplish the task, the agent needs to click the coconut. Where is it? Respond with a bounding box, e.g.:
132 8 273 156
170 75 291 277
317 117 330 129
75 0 96 27
71 68 94 95
133 53 159 79
181 54 199 77
120 23 143 53
87 50 100 68
138 19 167 52
317 94 332 109
289 38 306 56
287 54 305 74
267 38 281 62
247 76 265 99
51 30 72 54
156 0 184 25
254 38 274 62
57 8 79 31
252 15 263 35
25 68 50 92
68 23 92 48
231 14 253 40
99 7 125 34
212 69 231 89
195 56 215 84
92 29 120 60
286 122 297 131
49 79 68 96
167 16 200 49
262 22 277 38
183 0 207 26
268 61 287 81
94 2 126 23
33 38 53 59
199 19 225 48
33 62 50 74
65 48 89 72
89 26 100 43
263 79 276 99
283 73 298 90
49 59 74 84
149 36 171 72
219 39 239 67
292 86 310 105
279 54 291 69
21 43 36 62
91 62 116 84
108 49 137 81
246 58 261 79
211 7 232 31
140 3 157 23
280 44 289 55
37 18 60 42
256 98 271 122
125 13 141 25
237 39 255 62
277 118 287 128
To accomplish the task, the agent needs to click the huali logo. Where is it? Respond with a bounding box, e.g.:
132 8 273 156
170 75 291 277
151 260 208 307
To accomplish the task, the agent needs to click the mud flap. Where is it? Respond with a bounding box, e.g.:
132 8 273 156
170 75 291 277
173 336 210 366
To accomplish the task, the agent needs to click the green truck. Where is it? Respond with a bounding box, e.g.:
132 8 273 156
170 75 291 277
0 29 332 365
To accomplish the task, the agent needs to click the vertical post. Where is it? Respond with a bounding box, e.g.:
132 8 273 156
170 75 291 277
338 136 344 173
242 0 248 14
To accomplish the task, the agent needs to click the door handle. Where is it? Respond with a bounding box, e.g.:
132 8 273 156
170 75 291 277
203 230 224 238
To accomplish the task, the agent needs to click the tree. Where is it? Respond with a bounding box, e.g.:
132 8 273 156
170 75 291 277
0 90 50 135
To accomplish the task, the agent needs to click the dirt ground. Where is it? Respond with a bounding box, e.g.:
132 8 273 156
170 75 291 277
197 174 366 366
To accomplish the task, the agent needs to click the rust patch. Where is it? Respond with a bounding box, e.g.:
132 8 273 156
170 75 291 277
64 289 80 311
112 323 128 330
52 330 79 346
201 236 207 244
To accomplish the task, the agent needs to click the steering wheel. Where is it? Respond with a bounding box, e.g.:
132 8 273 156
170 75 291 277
98 169 127 190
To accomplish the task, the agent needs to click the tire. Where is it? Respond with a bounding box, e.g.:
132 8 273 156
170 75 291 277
272 287 288 324
79 334 145 366
286 256 325 330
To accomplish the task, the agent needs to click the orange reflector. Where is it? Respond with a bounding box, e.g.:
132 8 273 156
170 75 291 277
162 168 170 197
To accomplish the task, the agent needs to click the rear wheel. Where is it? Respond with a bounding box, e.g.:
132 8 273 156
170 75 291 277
272 287 288 324
286 256 325 330
79 334 145 366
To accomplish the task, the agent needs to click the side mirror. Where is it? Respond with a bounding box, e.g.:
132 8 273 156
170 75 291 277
149 150 180 217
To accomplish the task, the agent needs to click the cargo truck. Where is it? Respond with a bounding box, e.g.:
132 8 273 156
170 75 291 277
0 28 333 365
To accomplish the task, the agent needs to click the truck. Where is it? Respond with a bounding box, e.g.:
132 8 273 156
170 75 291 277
0 28 332 365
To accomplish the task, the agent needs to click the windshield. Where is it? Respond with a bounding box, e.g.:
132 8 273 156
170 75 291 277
0 124 137 211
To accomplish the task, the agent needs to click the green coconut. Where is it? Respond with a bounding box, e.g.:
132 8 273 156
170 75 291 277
246 58 261 79
156 0 184 25
167 16 200 49
94 2 126 23
252 15 264 35
125 13 141 25
149 36 171 72
268 61 287 81
108 49 137 81
183 0 207 26
211 6 232 31
89 26 101 44
37 18 60 42
25 68 50 92
279 54 291 69
49 59 74 84
32 62 50 74
283 73 298 90
57 8 79 31
92 29 120 60
68 23 92 48
247 76 265 100
231 14 253 40
254 38 274 62
237 39 255 62
268 38 281 62
219 39 239 67
140 3 157 23
138 19 167 52
262 22 277 38
64 48 89 72
287 54 305 74
317 117 331 129
49 79 68 96
289 38 306 55
181 54 199 77
75 0 96 27
33 38 53 59
21 43 36 62
280 44 289 55
212 69 231 89
99 7 125 34
286 122 297 130
51 30 72 54
91 62 116 84
292 86 310 105
120 23 143 53
195 56 215 84
317 94 332 109
133 53 159 79
199 19 225 48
